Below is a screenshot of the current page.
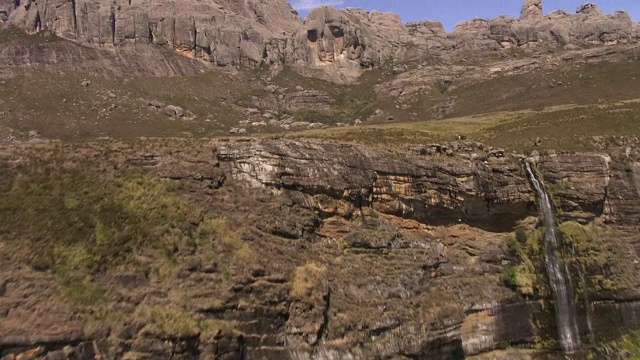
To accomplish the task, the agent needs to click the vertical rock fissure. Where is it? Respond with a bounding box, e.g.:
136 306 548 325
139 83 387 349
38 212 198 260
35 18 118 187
523 161 581 354
70 0 78 35
239 335 246 360
192 17 197 57
34 10 41 32
110 4 116 44
312 287 331 347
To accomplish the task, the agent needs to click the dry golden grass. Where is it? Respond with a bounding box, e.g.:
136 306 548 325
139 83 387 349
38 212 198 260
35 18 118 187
290 262 327 301
292 99 640 152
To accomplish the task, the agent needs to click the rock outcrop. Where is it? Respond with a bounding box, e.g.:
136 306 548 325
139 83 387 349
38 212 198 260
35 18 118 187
288 1 639 81
0 0 14 22
452 3 636 50
217 139 618 230
521 0 543 21
6 0 301 66
287 7 408 80
0 28 211 77
215 138 640 358
3 0 638 81
536 154 611 222
251 87 335 112
218 139 640 229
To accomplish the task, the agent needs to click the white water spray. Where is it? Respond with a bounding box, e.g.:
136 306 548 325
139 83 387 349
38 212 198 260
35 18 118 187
524 161 581 354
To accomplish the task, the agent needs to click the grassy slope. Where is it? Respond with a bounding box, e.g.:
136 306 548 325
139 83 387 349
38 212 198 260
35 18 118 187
2 31 640 150
287 49 640 152
0 69 260 140
293 100 640 152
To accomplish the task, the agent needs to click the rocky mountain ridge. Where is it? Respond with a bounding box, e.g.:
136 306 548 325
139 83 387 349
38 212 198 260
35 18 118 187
2 0 639 81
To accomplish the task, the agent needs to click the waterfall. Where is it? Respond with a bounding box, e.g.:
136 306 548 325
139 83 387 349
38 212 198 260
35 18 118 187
523 161 582 354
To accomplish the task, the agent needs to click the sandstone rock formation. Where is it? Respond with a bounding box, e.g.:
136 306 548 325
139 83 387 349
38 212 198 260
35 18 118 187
537 154 611 223
217 139 622 230
287 6 407 80
521 0 543 21
215 138 640 358
6 0 301 66
1 138 639 359
0 31 211 77
289 1 639 81
251 87 335 112
4 0 638 82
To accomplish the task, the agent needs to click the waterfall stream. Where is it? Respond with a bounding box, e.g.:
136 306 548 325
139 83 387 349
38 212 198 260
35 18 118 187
523 161 582 354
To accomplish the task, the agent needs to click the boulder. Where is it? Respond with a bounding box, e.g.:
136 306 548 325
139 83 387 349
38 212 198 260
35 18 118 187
28 130 41 140
164 105 185 118
148 100 165 108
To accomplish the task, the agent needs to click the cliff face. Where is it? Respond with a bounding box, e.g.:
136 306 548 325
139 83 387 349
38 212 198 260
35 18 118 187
218 139 532 231
217 139 640 230
1 138 639 359
6 0 301 67
217 138 640 358
3 0 639 80
1 1 640 359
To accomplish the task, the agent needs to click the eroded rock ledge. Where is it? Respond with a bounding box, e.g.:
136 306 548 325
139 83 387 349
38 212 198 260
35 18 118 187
218 138 622 230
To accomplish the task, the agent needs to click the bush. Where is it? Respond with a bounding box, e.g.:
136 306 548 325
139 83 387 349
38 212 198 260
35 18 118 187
621 331 640 359
503 227 543 296
515 226 528 244
140 306 199 339
290 262 327 301
504 266 518 287
559 221 610 269
506 227 542 260
503 262 536 296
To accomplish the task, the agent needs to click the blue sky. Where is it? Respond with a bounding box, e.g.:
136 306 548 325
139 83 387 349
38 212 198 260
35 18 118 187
291 0 640 31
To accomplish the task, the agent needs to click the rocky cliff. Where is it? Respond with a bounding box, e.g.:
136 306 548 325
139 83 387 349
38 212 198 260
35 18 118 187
2 0 639 81
1 137 639 359
218 139 532 231
5 0 301 67
218 138 640 231
289 0 640 80
214 138 640 358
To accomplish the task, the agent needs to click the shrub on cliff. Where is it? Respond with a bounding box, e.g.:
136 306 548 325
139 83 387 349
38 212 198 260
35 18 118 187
503 227 544 296
290 262 327 302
